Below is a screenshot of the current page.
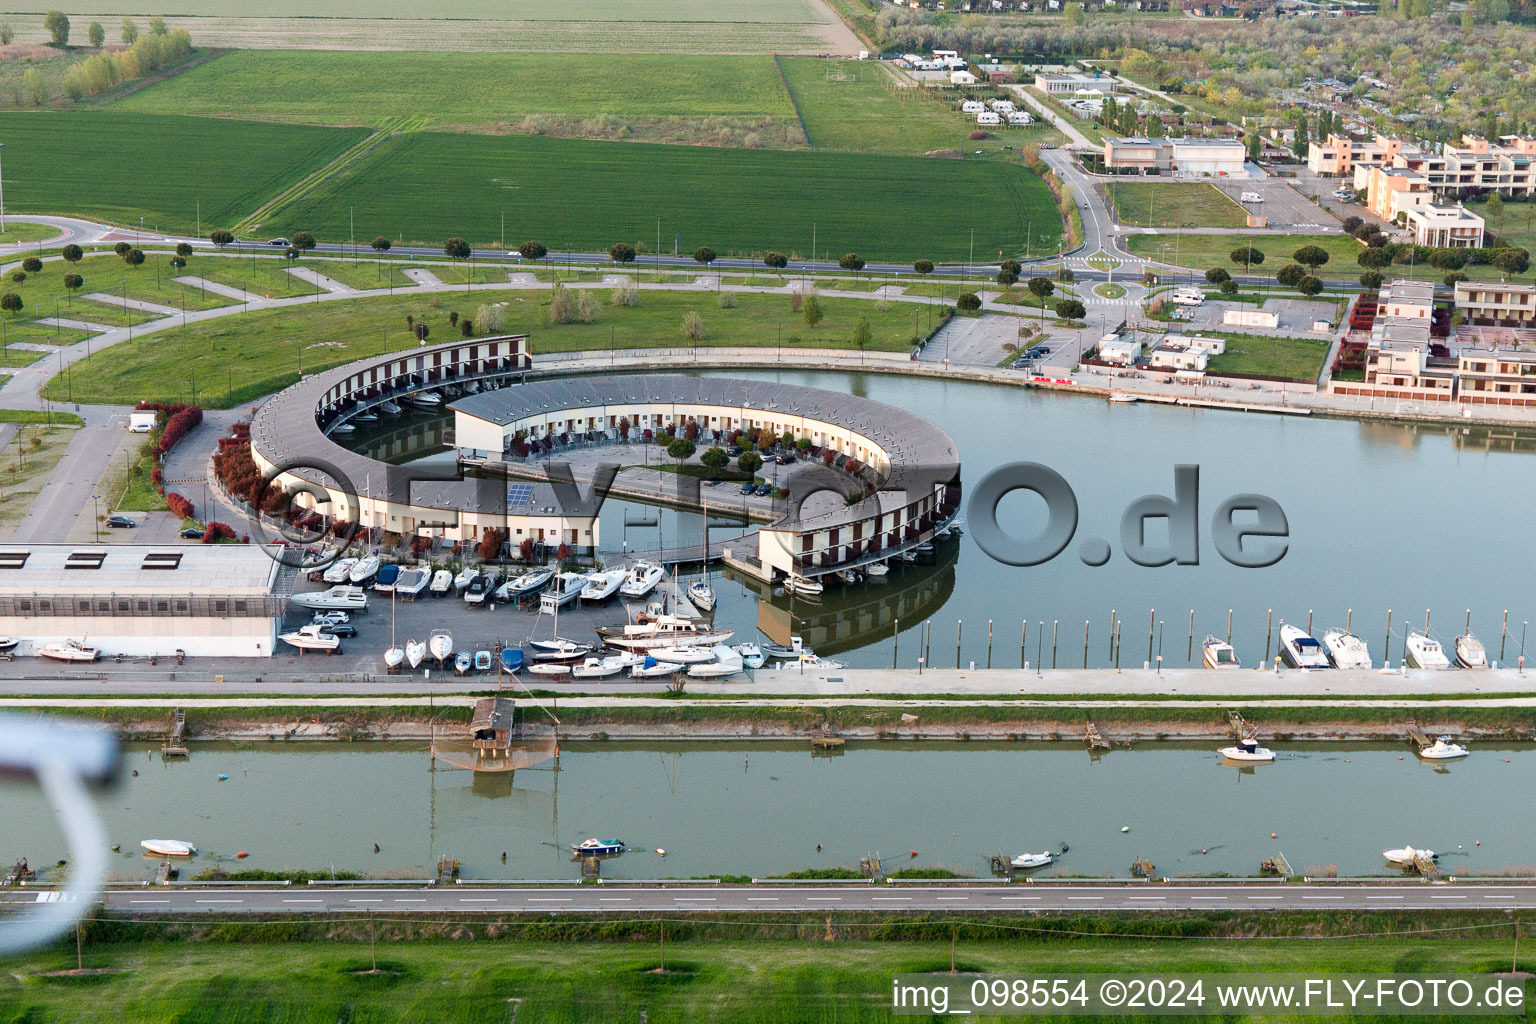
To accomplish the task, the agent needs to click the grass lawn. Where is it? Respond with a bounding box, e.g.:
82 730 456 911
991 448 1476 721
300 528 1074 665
0 111 367 235
1127 232 1363 272
1205 331 1330 381
0 935 1528 1023
0 321 92 350
1107 182 1247 228
41 288 930 407
265 131 1059 263
1468 197 1536 251
118 51 796 128
190 258 328 300
1093 282 1127 299
302 258 415 291
0 220 64 246
0 420 80 534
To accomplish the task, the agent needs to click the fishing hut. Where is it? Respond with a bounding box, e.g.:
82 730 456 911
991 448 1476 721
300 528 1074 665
430 697 557 774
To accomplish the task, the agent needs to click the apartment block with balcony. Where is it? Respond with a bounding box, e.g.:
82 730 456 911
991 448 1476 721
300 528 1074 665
1455 281 1536 325
1402 202 1485 248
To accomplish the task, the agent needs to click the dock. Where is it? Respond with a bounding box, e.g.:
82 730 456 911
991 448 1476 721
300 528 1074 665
161 708 188 758
3 858 33 886
1260 852 1293 877
1084 721 1110 751
1405 721 1433 750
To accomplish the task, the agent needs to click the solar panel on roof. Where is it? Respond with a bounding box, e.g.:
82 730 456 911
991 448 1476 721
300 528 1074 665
507 483 535 507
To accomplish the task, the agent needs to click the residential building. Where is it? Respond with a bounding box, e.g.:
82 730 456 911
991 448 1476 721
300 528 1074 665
1455 281 1536 325
1092 336 1141 365
1148 340 1209 371
1354 164 1432 221
1403 202 1484 248
1319 131 1536 199
1102 136 1164 173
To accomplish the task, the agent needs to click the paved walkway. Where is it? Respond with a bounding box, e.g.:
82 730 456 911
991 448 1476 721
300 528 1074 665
286 266 354 294
403 267 443 287
37 317 110 334
173 276 254 302
81 293 179 317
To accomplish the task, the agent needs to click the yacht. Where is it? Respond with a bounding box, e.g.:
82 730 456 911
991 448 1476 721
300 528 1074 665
1218 738 1276 763
865 562 889 577
596 613 734 651
0 637 19 654
761 636 813 661
686 578 716 612
1454 633 1488 669
1009 851 1054 870
1405 631 1451 669
527 659 574 678
429 569 453 596
1322 628 1372 670
619 561 665 599
329 421 355 436
631 655 684 678
657 646 715 665
1418 735 1469 760
289 586 369 611
384 644 405 670
527 637 592 661
570 838 625 856
580 569 627 603
507 566 556 598
405 390 442 408
428 630 453 665
1278 624 1329 669
348 554 381 584
835 568 863 586
278 623 342 652
463 573 495 606
539 572 587 614
688 646 744 678
37 639 100 662
377 399 402 416
571 654 636 679
453 651 473 675
782 575 823 597
452 566 479 591
500 647 524 674
354 411 378 424
372 564 400 592
1201 636 1239 670
322 558 357 584
140 839 196 857
394 568 429 598
731 642 765 669
1383 845 1436 867
404 638 426 669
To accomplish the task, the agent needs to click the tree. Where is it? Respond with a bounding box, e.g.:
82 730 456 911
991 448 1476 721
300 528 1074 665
666 437 696 466
1291 244 1330 271
802 293 823 326
1486 191 1504 217
0 23 12 45
851 315 872 353
1359 270 1384 290
1063 1 1085 25
763 251 787 270
1026 276 1054 313
737 451 763 477
371 236 391 253
43 9 68 45
519 240 547 262
1492 249 1529 276
123 248 145 267
700 446 729 478
1001 258 1021 277
1219 278 1239 294
1427 248 1468 272
443 236 471 261
0 293 20 314
87 20 103 46
1231 246 1265 269
693 246 716 265
683 310 705 340
956 291 982 311
23 68 47 105
169 256 185 269
609 242 635 265
210 229 233 249
1205 267 1231 285
996 267 1019 288
913 259 934 275
1296 275 1324 296
1357 248 1394 270
290 231 316 252
1246 132 1261 162
1444 271 1468 287
120 16 136 43
21 257 41 273
1276 263 1306 287
838 252 865 274
175 242 192 258
1340 216 1364 234
1055 298 1086 320
64 272 83 296
148 15 166 34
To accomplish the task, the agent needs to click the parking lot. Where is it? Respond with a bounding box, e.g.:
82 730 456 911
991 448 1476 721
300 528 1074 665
1214 179 1340 230
1173 296 1339 337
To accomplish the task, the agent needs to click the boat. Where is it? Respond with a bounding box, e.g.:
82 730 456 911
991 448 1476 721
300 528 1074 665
581 569 627 603
452 566 478 591
377 400 402 416
507 566 556 598
500 647 524 674
372 564 401 592
631 655 684 678
1322 628 1372 670
528 637 591 661
619 561 665 599
1454 633 1488 669
464 574 495 605
766 652 844 671
687 579 716 612
454 651 473 675
428 630 453 665
405 390 442 407
539 572 587 613
835 568 863 585
474 650 492 672
289 585 369 611
329 421 355 435
37 639 100 662
440 383 461 398
761 636 813 661
782 575 823 597
1405 631 1451 670
140 840 196 857
865 562 889 577
944 517 965 538
688 646 744 678
527 660 574 678
348 554 381 583
384 645 405 670
1278 624 1329 669
1108 391 1139 403
405 638 426 669
731 642 765 669
899 549 919 562
1419 735 1469 760
278 623 341 652
915 542 934 555
1201 635 1239 670
354 411 379 424
570 838 625 856
596 613 734 651
429 569 453 596
572 654 636 679
0 637 18 654
1217 738 1276 763
657 645 715 665
394 567 429 598
1384 845 1437 867
1010 851 1054 870
322 558 357 584
491 577 519 602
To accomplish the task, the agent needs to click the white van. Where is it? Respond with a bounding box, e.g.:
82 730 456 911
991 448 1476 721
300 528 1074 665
128 412 156 433
1240 191 1263 203
1170 288 1205 306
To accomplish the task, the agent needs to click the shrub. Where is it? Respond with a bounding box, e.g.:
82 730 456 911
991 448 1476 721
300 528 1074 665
956 291 982 311
682 311 705 341
717 290 737 309
610 284 638 307
968 129 988 140
165 492 194 519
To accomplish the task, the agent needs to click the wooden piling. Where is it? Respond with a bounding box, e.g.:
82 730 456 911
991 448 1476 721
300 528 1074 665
1385 609 1393 664
987 620 993 669
1083 620 1090 669
955 619 962 669
1187 610 1194 664
1051 619 1058 669
1264 609 1273 663
1226 608 1232 644
1502 611 1509 661
893 618 899 669
1147 608 1155 662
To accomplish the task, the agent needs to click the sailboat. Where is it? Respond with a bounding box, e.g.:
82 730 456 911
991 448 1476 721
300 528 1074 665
383 582 404 670
529 569 590 661
405 638 426 669
428 630 453 665
687 577 716 612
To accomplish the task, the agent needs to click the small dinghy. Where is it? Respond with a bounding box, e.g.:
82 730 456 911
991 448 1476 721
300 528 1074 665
454 651 473 675
1218 738 1276 763
141 839 196 857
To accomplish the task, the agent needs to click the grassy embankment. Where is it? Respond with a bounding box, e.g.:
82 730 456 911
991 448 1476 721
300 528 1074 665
1105 182 1247 228
1128 231 1527 284
0 418 82 534
1204 331 1330 381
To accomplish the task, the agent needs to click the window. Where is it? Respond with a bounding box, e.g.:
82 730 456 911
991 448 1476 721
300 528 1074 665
0 551 29 570
141 552 182 570
65 551 107 570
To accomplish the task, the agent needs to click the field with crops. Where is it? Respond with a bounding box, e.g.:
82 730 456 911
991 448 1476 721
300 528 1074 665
265 132 1056 262
0 112 366 235
117 51 797 127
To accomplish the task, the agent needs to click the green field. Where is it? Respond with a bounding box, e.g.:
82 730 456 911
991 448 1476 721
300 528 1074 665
1127 232 1364 272
0 220 64 245
1205 331 1330 381
1469 197 1536 252
0 0 835 21
42 287 933 406
1107 182 1247 228
119 51 796 127
0 112 367 234
265 131 1058 262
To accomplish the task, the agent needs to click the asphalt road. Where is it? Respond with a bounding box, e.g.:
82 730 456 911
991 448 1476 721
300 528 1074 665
5 883 1531 915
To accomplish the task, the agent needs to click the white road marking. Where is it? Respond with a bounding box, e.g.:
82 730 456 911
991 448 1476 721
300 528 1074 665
283 899 323 903
1366 895 1403 900
1431 895 1467 900
348 899 383 903
872 897 912 902
999 896 1039 901
129 899 170 904
673 897 717 902
935 896 969 901
1484 896 1515 901
1068 896 1103 901
195 899 243 904
598 898 632 902
805 897 842 902
1189 896 1227 901
525 898 569 903
394 899 426 903
1302 896 1343 900
746 897 779 902
460 898 499 903
1127 896 1166 901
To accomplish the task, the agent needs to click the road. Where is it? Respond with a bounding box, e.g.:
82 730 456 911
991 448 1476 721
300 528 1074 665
0 215 110 255
4 882 1530 915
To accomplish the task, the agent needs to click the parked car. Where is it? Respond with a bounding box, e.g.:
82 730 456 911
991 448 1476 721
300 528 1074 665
179 527 204 539
739 482 756 495
320 623 358 638
727 446 742 457
105 515 136 529
775 454 796 465
267 237 289 247
312 611 351 626
755 482 775 496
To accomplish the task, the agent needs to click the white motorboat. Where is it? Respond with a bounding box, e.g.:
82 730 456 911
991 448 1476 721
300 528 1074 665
354 411 378 424
322 558 357 584
453 566 478 591
377 400 402 416
405 390 442 407
761 636 812 661
527 660 574 678
405 638 426 669
278 623 341 652
330 422 355 436
464 573 495 605
440 383 461 398
1454 633 1488 669
1322 628 1372 670
688 646 744 678
37 639 100 662
492 577 519 602
429 569 453 596
731 642 765 669
1419 735 1469 760
580 569 627 603
865 562 889 577
571 654 635 679
290 585 368 612
1218 738 1276 763
140 839 195 857
0 637 18 653
428 630 453 665
474 650 492 672
631 655 684 678
765 652 844 670
539 572 587 614
384 645 405 669
1405 631 1451 670
394 568 429 597
687 579 716 612
619 560 665 599
782 575 823 597
1108 391 1139 403
1279 623 1329 669
454 650 473 675
659 645 715 665
1384 845 1436 866
597 613 734 651
348 554 381 583
1201 635 1239 670
1010 851 1054 870
527 637 592 661
507 566 555 597
835 568 863 585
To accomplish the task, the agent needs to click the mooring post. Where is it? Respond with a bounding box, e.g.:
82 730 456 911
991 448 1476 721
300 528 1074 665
893 618 899 669
1502 610 1509 661
1425 609 1431 635
924 619 931 667
1346 607 1352 632
1114 622 1122 669
1187 609 1194 663
1051 619 1058 669
1021 619 1027 669
1108 608 1117 658
1147 608 1155 663
1264 609 1273 664
1226 608 1233 644
987 619 993 669
956 619 963 669
1384 609 1393 664
1307 609 1313 635
1083 620 1090 669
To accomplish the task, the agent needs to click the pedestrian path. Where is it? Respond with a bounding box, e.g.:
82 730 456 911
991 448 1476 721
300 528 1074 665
403 268 443 287
81 293 178 317
173 276 256 302
286 266 354 294
36 317 111 334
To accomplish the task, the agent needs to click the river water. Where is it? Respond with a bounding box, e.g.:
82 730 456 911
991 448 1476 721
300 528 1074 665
2 741 1529 882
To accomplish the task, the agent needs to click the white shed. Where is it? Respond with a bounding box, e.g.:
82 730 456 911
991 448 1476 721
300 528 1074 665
951 70 977 86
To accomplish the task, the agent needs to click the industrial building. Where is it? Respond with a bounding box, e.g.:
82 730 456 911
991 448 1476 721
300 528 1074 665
1103 136 1249 177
